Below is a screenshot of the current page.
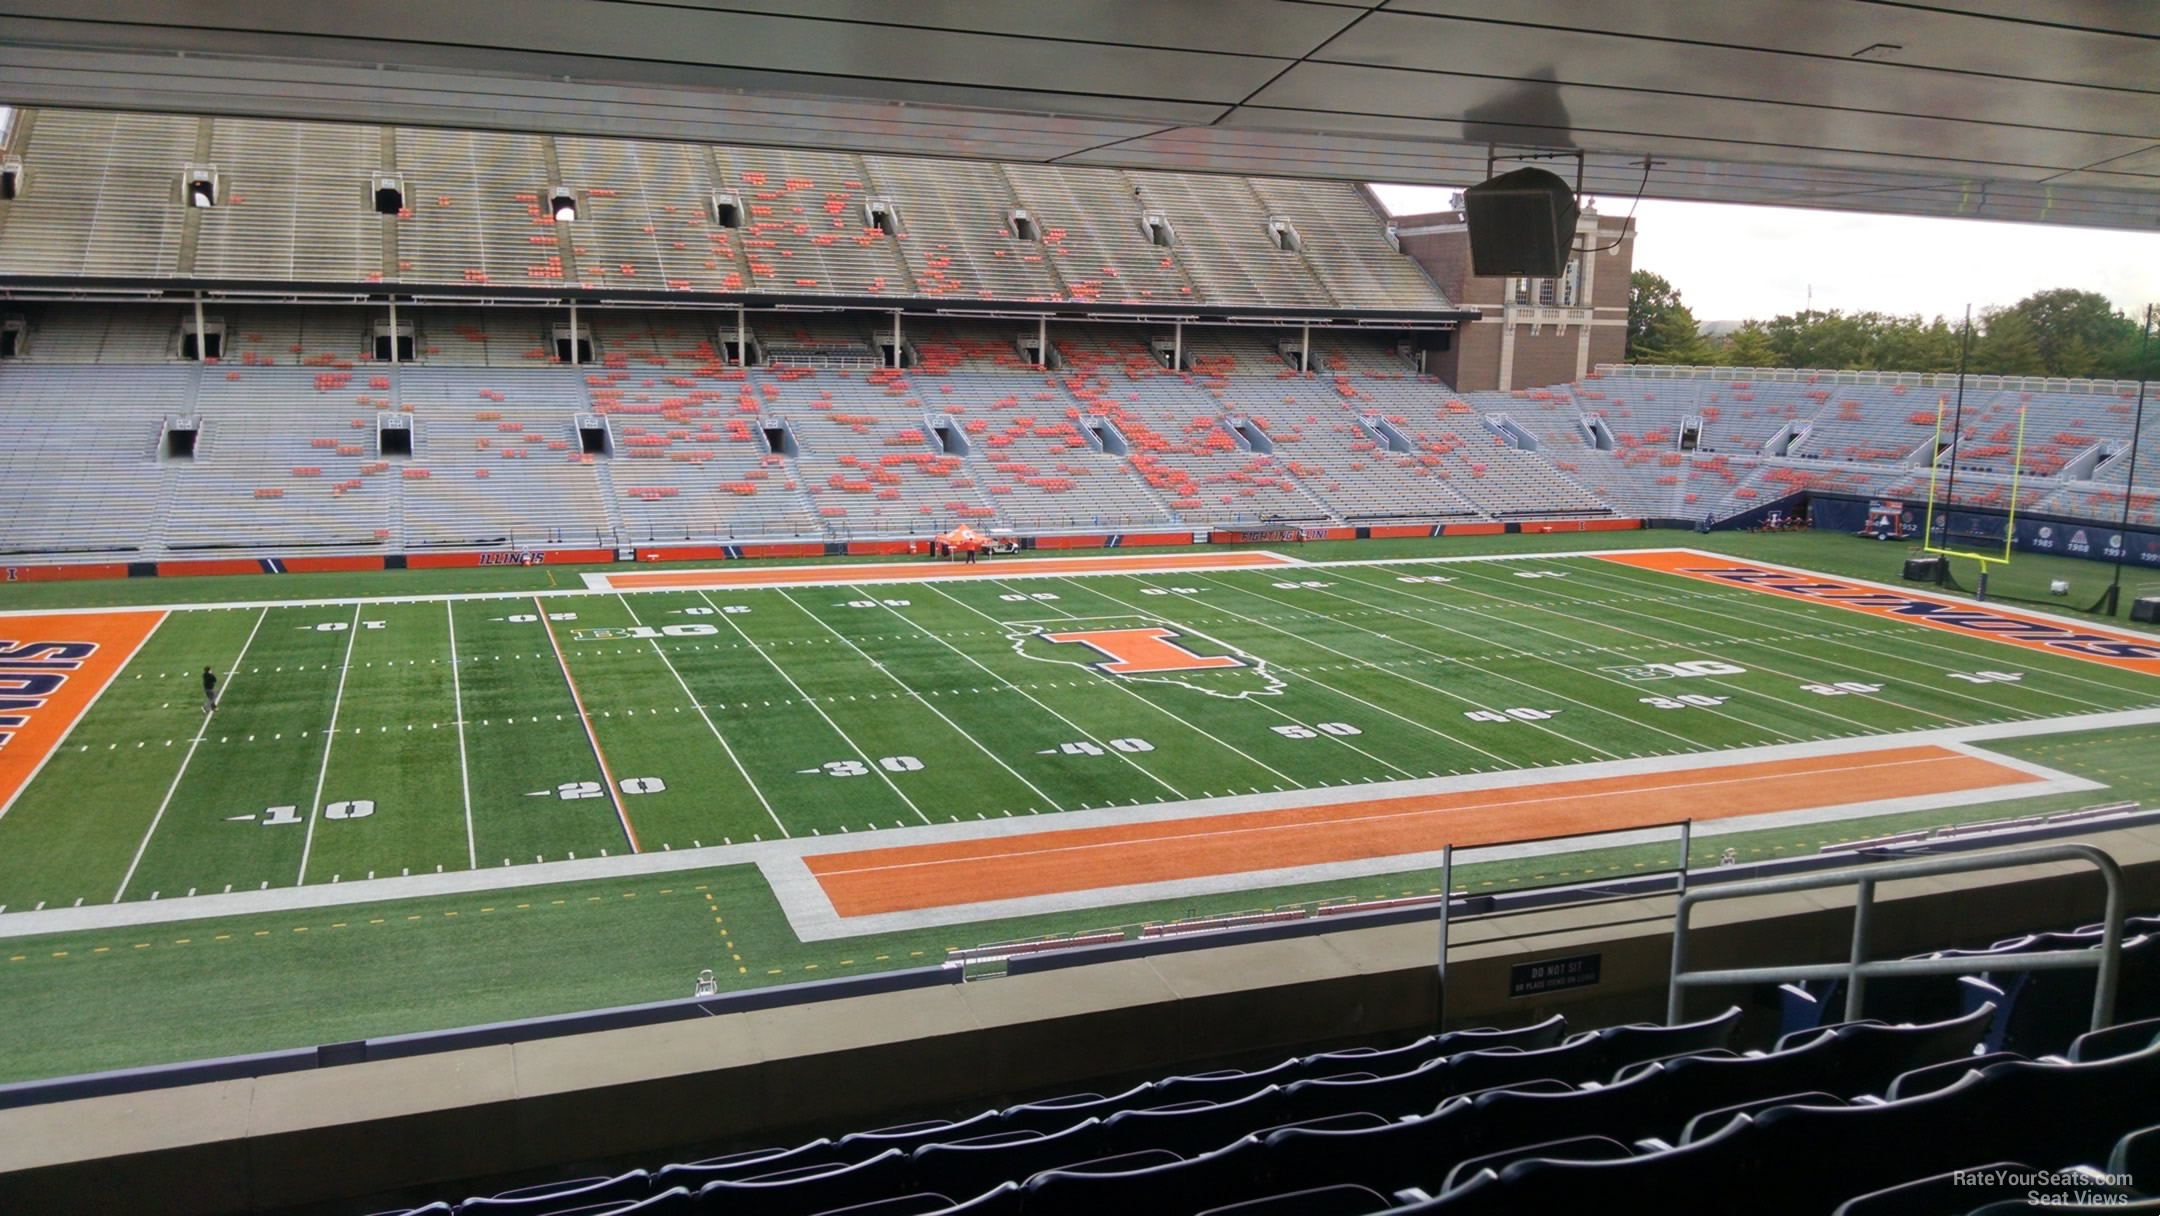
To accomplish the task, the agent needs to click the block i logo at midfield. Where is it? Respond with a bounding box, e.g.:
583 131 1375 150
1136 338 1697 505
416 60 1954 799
1007 618 1285 700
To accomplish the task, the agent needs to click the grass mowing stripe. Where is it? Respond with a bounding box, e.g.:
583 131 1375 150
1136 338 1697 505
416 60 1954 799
536 597 638 853
990 577 1419 782
1209 572 1720 754
1317 565 1810 747
787 588 1065 812
1577 559 2160 709
615 593 789 841
447 601 476 869
1096 574 1537 768
698 589 931 826
1443 561 1920 736
113 606 268 903
864 587 1187 801
295 604 363 886
1529 562 2053 725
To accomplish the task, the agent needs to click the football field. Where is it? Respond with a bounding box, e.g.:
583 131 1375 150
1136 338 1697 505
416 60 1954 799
4 539 2160 1081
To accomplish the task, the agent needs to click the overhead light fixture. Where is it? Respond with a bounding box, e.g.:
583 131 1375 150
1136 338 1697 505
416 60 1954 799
550 187 577 223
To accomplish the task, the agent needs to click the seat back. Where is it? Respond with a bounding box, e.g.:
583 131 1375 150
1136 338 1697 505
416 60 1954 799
456 1170 650 1213
693 1148 910 1216
911 1118 1104 1201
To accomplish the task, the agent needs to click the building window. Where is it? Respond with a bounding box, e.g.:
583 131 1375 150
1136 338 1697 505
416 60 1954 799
1537 278 1556 306
1513 278 1530 306
1560 259 1582 306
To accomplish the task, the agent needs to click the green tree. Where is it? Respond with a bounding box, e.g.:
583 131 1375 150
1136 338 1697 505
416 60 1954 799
1719 321 1779 368
1870 315 1963 374
1974 307 2045 376
1763 310 1879 370
1627 270 1712 364
1996 288 2136 376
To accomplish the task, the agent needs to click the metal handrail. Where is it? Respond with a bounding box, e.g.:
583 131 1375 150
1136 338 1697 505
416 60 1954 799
1667 843 2124 1031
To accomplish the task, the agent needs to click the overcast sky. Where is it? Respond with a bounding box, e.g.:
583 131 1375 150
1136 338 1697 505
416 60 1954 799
1370 184 2160 328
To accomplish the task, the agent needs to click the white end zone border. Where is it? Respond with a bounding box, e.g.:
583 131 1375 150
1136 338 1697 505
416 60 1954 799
575 550 1308 592
2 705 2143 944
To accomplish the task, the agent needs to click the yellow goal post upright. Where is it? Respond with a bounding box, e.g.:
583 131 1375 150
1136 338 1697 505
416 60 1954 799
1919 390 2028 602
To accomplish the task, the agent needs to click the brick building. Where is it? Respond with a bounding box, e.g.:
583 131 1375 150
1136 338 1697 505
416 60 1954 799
1386 202 1635 391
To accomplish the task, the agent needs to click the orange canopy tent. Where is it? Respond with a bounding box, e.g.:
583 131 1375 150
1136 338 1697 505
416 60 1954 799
937 524 992 552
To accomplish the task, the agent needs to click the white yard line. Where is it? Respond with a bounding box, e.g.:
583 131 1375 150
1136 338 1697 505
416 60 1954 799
295 604 363 886
778 589 1065 812
698 590 931 825
0 610 169 824
863 588 1186 800
615 593 789 840
1316 566 1805 746
111 607 264 902
1436 560 1914 736
12 705 2134 943
1210 571 1727 752
446 602 477 870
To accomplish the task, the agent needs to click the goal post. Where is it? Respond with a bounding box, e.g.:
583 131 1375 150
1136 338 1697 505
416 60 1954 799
1921 398 2026 587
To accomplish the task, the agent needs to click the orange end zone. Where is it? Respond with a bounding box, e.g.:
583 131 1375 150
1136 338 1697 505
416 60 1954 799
1600 552 2160 678
805 746 2042 916
0 611 165 815
605 550 1293 591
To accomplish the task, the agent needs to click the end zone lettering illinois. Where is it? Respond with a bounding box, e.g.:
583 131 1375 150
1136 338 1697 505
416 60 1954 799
1598 552 2160 678
0 612 165 817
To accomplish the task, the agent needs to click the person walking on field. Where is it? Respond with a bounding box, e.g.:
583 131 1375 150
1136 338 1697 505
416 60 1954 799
201 665 219 714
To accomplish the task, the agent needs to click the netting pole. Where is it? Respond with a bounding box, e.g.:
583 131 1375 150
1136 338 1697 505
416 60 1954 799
1937 307 1974 568
2108 306 2154 616
1437 842 1453 1031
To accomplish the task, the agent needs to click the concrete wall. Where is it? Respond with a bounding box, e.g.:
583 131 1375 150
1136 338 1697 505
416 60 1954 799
5 828 2157 1214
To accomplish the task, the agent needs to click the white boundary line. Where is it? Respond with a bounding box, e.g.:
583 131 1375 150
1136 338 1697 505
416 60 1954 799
578 550 1304 592
447 601 477 870
537 598 639 853
295 604 363 886
12 703 2143 943
0 609 168 824
111 608 259 902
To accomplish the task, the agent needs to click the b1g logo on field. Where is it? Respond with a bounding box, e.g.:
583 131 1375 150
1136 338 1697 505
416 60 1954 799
1600 659 1747 682
1009 618 1284 700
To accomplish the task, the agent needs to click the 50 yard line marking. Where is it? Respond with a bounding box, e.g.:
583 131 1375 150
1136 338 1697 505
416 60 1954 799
537 597 639 853
296 604 363 886
113 607 267 902
447 601 476 869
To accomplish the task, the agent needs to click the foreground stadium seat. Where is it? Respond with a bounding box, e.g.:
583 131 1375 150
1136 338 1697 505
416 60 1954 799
539 1191 692 1216
835 1112 1000 1160
918 1182 1019 1215
1437 1135 1634 1194
2070 1017 2160 1063
1020 1141 1269 1216
693 1148 910 1215
1886 1051 2027 1099
910 1119 1105 1201
1195 1184 1393 1215
2112 1126 2160 1193
458 1170 652 1212
657 1141 841 1190
1830 1162 2043 1215
998 1084 1154 1135
806 1194 953 1216
1099 1085 1287 1155
1150 1058 1302 1106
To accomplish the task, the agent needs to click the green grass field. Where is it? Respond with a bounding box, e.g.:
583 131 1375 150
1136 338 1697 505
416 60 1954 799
3 529 2158 1084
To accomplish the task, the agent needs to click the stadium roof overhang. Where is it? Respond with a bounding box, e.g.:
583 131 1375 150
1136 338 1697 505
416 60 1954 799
0 276 1479 329
0 1 2151 232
